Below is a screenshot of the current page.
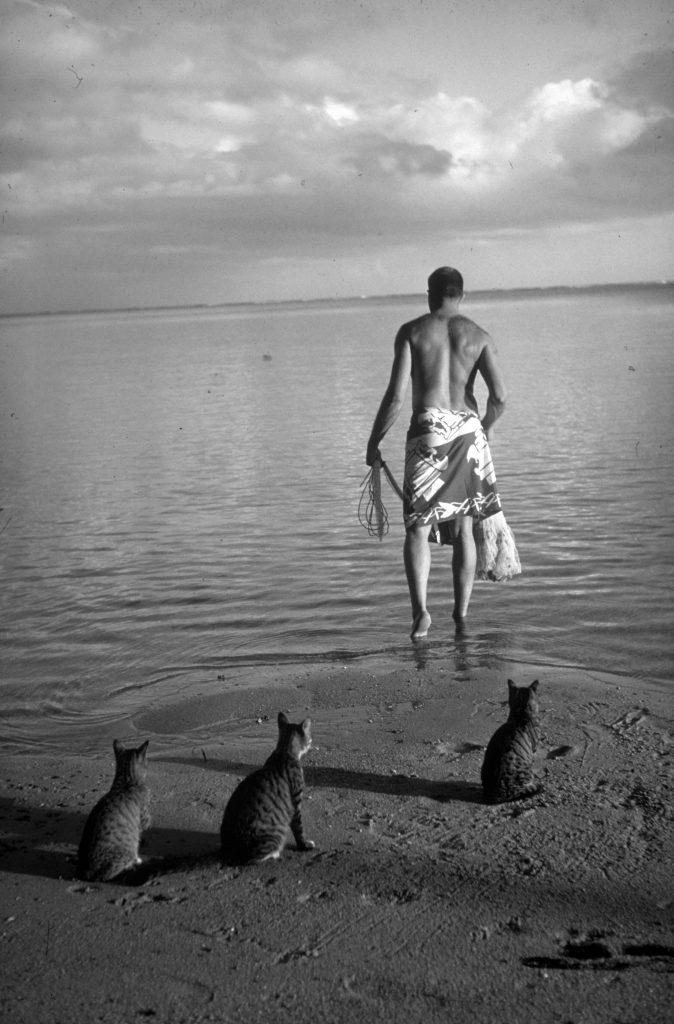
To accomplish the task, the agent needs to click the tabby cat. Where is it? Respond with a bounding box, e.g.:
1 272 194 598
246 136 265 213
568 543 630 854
481 680 543 804
220 712 315 864
76 739 151 881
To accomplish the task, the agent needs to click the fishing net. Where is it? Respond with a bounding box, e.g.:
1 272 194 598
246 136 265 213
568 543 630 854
358 458 405 540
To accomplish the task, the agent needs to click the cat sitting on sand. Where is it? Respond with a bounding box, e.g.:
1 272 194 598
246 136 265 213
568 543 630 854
76 739 151 881
221 712 315 864
481 680 543 804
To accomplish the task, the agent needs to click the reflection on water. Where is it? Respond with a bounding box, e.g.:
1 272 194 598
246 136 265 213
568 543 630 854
1 288 673 752
406 621 544 680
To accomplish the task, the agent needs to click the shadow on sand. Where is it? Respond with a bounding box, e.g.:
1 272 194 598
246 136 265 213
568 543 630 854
156 756 484 805
0 795 217 883
0 757 482 884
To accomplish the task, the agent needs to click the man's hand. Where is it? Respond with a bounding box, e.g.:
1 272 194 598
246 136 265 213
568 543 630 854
366 441 381 467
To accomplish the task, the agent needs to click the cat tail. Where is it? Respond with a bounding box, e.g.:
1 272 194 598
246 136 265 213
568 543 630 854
482 778 543 805
242 829 289 863
518 779 544 800
221 828 289 865
491 781 543 805
76 854 139 882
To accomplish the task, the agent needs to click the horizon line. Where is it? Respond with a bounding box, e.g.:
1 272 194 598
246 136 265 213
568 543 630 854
2 279 671 320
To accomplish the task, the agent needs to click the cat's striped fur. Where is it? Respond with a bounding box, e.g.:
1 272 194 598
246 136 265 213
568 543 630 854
76 739 151 881
220 712 314 864
481 680 542 804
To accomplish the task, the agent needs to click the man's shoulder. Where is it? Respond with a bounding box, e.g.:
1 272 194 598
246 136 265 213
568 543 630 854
448 312 484 330
396 313 432 339
401 312 433 330
449 314 490 343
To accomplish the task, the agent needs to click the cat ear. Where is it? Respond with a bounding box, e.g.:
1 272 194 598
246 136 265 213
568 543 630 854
507 679 516 692
277 711 289 728
301 718 312 737
113 739 124 755
138 740 149 759
530 680 540 692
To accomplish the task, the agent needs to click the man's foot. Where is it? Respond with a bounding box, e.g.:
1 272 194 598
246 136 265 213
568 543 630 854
411 610 432 640
452 611 467 634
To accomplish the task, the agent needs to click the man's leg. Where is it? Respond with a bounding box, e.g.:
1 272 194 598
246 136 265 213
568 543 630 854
451 515 476 621
403 521 433 639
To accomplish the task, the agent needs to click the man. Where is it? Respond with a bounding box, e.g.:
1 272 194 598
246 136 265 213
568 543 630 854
366 266 520 639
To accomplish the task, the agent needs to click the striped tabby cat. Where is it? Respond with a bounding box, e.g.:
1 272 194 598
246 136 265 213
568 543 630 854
220 712 315 864
481 680 543 804
76 739 151 881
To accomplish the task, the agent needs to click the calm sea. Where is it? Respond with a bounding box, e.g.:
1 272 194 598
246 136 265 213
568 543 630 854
1 286 673 753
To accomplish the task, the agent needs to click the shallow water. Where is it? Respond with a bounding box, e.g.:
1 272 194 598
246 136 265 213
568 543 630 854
1 286 673 753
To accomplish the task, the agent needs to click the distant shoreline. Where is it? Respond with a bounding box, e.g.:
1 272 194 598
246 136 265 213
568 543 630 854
2 280 672 320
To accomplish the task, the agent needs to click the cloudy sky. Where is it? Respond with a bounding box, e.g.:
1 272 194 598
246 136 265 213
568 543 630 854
1 0 672 313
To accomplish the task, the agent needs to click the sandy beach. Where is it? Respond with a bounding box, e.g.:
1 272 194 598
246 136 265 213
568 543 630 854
2 656 673 1023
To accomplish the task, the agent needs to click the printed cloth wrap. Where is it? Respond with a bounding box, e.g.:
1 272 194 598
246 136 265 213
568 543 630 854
403 407 521 581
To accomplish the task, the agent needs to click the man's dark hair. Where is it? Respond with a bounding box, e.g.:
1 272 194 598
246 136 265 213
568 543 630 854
427 266 464 309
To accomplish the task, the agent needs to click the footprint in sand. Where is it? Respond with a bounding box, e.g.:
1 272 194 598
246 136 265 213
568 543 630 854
610 708 649 733
433 740 484 758
522 931 674 971
544 744 578 759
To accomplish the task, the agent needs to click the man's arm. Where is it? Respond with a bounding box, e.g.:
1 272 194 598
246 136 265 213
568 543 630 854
477 339 506 442
366 327 412 465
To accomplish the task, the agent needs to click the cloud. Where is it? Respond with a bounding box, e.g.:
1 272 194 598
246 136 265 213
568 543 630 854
608 47 674 110
2 3 668 206
346 136 453 179
1 1 672 310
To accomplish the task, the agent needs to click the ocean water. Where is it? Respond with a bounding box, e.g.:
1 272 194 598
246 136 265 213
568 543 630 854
1 286 673 753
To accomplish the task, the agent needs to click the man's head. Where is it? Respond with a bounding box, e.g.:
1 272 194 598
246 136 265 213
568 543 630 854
427 266 464 311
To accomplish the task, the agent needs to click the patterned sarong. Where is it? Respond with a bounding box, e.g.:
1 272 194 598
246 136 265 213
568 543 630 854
403 407 521 581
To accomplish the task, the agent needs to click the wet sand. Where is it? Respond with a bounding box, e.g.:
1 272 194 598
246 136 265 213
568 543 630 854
1 657 673 1023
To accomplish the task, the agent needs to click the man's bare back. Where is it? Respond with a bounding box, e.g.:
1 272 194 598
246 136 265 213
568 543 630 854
366 302 506 468
402 311 493 415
